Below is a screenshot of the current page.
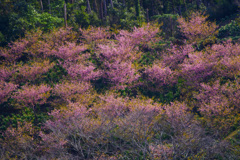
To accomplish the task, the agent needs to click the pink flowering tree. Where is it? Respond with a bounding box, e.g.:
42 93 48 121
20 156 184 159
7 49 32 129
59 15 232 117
0 80 18 104
151 101 230 159
163 39 240 90
44 42 86 60
62 57 101 82
180 51 215 87
0 30 42 62
99 60 139 90
12 84 51 109
11 84 52 135
96 43 139 89
116 23 160 48
177 12 218 43
0 121 37 159
39 94 163 158
1 38 29 62
194 79 240 136
53 81 91 103
13 60 55 83
39 103 90 157
207 40 240 79
163 44 195 70
142 63 176 94
42 27 77 46
23 28 78 59
0 66 15 81
95 24 160 90
80 26 111 43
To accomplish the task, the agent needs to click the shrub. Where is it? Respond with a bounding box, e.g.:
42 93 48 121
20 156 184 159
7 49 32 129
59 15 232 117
12 84 51 109
177 12 218 43
13 60 55 83
195 79 240 137
218 20 240 38
53 81 91 102
0 121 37 159
143 63 176 92
153 14 179 38
0 80 18 104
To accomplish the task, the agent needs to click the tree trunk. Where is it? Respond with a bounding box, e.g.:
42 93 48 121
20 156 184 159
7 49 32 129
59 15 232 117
151 0 154 16
103 0 107 17
109 0 113 8
87 0 91 13
39 0 43 12
64 2 67 28
184 0 187 13
142 0 147 9
146 8 149 22
100 0 103 20
179 5 182 16
171 0 175 14
93 0 98 13
196 0 201 10
48 0 51 14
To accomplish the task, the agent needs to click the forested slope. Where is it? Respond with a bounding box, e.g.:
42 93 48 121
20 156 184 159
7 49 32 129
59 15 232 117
0 0 240 159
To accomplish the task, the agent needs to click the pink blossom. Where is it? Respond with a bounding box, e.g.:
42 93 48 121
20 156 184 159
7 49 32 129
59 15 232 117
163 102 189 123
144 63 176 88
12 84 51 108
62 60 101 82
149 144 173 159
6 39 29 61
0 66 15 81
177 12 217 43
0 80 18 104
50 42 87 60
102 60 139 90
80 26 111 42
14 60 55 83
180 52 215 87
54 81 91 101
164 44 195 69
117 23 160 47
195 80 240 117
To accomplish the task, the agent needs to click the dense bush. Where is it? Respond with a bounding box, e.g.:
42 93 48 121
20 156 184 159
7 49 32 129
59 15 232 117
218 20 240 38
152 14 179 39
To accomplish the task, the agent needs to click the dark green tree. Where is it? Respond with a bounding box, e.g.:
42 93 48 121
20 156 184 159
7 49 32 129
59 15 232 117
135 0 140 18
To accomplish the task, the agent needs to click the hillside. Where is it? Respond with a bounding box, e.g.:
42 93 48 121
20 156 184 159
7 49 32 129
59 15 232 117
0 2 240 159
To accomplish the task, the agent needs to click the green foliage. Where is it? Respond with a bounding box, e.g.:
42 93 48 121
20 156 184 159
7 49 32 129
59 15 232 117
197 35 217 50
4 4 62 45
0 32 5 42
218 20 240 38
138 52 157 66
107 2 144 29
40 64 68 86
207 0 238 20
0 107 48 132
89 12 102 26
73 6 101 28
69 5 89 28
135 0 140 18
25 5 63 32
37 13 63 32
152 14 179 38
139 80 181 104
